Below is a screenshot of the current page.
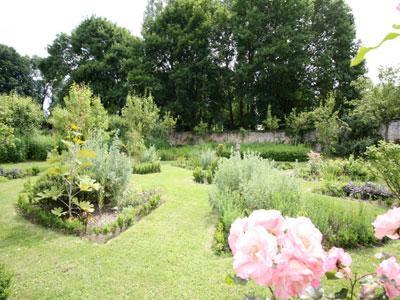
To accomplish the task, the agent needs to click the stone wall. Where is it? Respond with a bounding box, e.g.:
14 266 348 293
384 119 400 142
169 131 291 145
168 119 400 146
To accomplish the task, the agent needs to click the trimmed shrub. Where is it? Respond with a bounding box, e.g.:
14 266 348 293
132 162 161 174
0 137 27 163
315 180 347 198
199 149 216 169
366 141 400 201
85 134 132 206
240 143 309 162
140 145 160 163
210 152 382 251
193 167 212 184
16 194 83 234
24 134 53 161
0 264 12 300
301 193 382 248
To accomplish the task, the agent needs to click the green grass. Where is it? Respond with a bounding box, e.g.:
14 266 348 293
0 161 399 299
0 160 51 171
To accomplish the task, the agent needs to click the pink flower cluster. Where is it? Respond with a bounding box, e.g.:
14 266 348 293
377 257 400 299
373 207 400 240
229 210 352 299
307 150 321 161
372 208 400 299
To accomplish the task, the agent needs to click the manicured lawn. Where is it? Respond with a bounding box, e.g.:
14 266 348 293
0 161 399 299
0 163 265 299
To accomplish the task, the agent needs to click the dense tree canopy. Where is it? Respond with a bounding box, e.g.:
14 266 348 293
143 0 365 129
0 44 44 103
2 0 365 131
40 16 143 113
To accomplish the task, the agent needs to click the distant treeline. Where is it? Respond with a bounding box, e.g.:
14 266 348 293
0 0 365 130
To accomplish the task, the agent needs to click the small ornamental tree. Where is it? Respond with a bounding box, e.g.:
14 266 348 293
227 207 400 300
263 105 280 132
49 83 109 139
313 93 347 155
122 94 176 157
351 69 400 141
367 141 400 202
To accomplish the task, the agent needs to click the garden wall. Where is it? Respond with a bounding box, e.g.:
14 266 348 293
385 119 400 142
169 131 291 145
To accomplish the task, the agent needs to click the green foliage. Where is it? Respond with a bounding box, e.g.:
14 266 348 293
109 189 162 233
239 143 310 162
0 94 45 162
352 68 400 141
193 121 209 137
366 141 400 202
0 93 44 135
16 194 84 234
24 134 53 161
299 155 377 182
211 153 297 212
263 105 280 131
84 133 132 208
0 263 12 300
199 149 216 170
315 180 347 198
193 167 207 184
301 193 380 248
40 16 143 112
211 152 379 250
0 43 43 100
122 94 175 158
132 162 161 174
49 84 109 139
140 145 160 163
313 93 346 155
285 109 314 145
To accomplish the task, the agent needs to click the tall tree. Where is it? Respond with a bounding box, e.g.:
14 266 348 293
230 0 365 127
0 44 45 102
143 0 226 129
306 0 366 108
40 17 144 113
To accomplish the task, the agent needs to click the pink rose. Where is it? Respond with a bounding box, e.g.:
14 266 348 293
247 209 285 237
228 217 248 255
377 257 400 300
272 254 315 300
233 226 278 286
325 247 352 277
280 217 326 287
373 207 400 239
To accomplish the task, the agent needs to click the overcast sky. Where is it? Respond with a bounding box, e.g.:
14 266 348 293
0 0 399 81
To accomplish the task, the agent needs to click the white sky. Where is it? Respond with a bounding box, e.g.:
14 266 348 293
0 0 399 81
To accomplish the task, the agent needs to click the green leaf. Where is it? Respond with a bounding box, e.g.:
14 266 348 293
225 274 248 286
35 187 63 201
334 288 348 299
77 201 94 213
393 24 400 30
78 175 101 192
51 207 66 217
351 32 400 66
325 271 339 280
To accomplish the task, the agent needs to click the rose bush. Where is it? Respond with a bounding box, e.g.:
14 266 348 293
228 208 400 299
